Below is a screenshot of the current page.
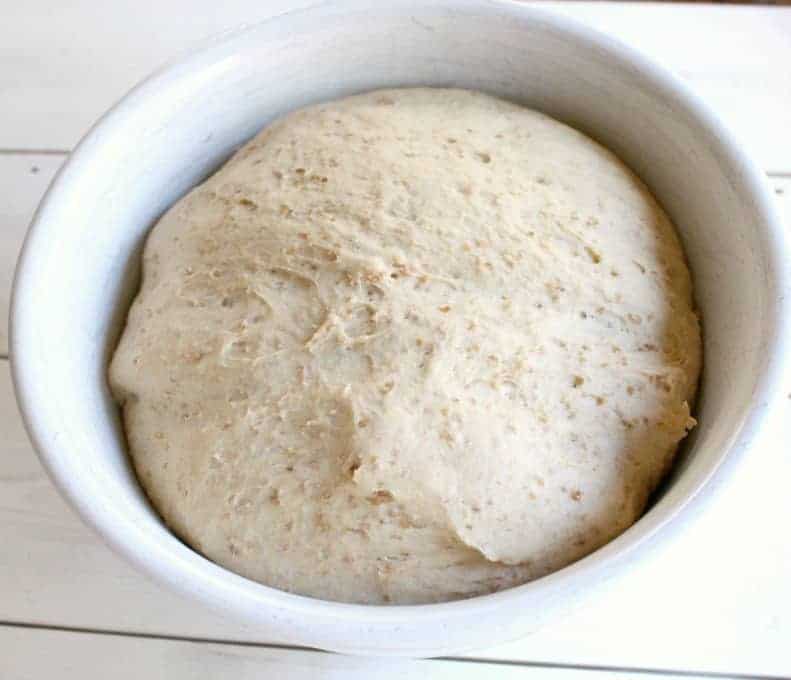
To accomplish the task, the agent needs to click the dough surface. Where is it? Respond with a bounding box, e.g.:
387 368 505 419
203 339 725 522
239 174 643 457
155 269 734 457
110 88 700 604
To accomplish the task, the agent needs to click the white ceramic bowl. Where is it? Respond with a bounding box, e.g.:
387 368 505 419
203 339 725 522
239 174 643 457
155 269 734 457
10 0 790 657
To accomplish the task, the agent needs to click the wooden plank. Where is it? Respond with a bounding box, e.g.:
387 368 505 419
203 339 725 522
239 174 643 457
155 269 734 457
0 166 788 361
0 3 789 172
0 154 65 355
0 178 790 669
1 228 791 680
1 626 668 680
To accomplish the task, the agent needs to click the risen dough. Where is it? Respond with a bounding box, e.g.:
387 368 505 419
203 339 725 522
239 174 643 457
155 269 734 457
110 88 700 604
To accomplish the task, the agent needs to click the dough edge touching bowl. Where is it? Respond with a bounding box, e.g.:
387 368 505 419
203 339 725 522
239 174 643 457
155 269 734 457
9 0 791 656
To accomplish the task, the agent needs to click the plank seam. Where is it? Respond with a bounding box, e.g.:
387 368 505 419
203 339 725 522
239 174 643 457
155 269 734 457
0 148 70 156
0 621 780 679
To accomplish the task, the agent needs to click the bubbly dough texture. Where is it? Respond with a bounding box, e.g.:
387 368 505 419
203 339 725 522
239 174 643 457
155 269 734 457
110 88 700 604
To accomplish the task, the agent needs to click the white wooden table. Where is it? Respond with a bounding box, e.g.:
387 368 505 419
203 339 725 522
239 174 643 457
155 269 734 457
2 2 790 678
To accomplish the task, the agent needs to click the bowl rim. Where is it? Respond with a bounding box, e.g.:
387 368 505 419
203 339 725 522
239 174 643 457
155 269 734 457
10 0 791 637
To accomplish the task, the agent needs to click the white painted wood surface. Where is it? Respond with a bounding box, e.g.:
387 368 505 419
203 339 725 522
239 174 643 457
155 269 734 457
2 3 790 678
0 626 694 680
0 154 64 355
2 2 790 172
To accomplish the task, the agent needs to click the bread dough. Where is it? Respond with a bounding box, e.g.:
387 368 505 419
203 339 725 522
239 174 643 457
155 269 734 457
109 88 700 604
